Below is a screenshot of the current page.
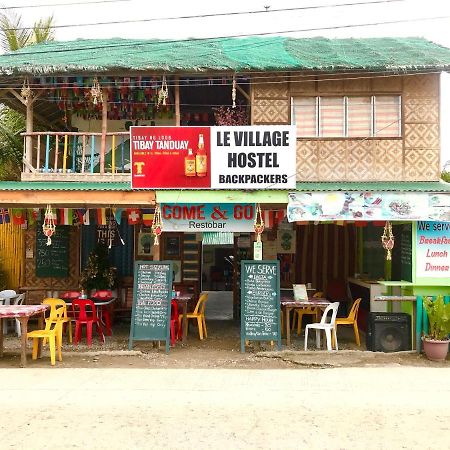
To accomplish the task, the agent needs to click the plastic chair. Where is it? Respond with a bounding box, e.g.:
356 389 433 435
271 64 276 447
304 302 340 351
170 300 180 346
334 298 362 346
12 293 26 337
43 298 73 344
292 291 324 336
60 291 81 300
72 299 105 347
0 290 18 335
178 293 208 340
26 305 64 366
91 290 113 336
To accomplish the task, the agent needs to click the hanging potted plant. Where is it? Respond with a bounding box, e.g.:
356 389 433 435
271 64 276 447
422 295 450 361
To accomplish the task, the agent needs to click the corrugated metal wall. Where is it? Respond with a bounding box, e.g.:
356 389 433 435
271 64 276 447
0 223 24 289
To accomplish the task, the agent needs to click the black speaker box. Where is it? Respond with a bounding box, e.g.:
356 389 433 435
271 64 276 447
366 312 411 352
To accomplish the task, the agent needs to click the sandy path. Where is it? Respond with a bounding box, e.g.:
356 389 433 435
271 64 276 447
0 366 449 449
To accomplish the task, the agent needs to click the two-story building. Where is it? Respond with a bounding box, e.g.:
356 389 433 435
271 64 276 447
0 36 450 348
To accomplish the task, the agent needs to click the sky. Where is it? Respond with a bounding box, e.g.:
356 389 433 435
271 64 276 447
6 0 450 167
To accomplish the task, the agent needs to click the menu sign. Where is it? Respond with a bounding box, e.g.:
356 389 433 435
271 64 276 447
35 225 69 278
129 261 173 353
240 260 281 352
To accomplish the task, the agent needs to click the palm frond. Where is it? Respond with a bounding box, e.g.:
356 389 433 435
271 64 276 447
0 12 31 52
31 15 55 44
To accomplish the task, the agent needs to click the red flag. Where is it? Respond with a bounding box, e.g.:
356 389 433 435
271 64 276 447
127 208 140 225
11 208 25 225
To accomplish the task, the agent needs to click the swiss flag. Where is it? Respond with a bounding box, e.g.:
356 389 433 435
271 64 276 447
127 208 140 225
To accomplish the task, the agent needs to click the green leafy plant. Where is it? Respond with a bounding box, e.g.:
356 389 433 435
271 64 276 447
422 295 450 341
79 244 117 291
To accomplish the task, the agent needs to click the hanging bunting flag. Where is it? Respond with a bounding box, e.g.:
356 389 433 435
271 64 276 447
276 209 287 223
59 208 73 225
113 208 123 225
11 208 26 225
0 208 10 224
96 208 107 225
75 208 90 225
127 208 140 225
262 211 274 229
141 209 154 226
29 208 41 225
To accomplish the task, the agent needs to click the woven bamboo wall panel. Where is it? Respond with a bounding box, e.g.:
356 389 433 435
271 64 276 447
253 78 288 99
253 98 290 123
404 123 439 149
373 140 403 180
345 140 374 181
23 226 80 302
371 76 402 92
404 148 440 180
403 74 439 98
0 223 23 290
296 140 318 180
404 97 439 123
317 140 346 181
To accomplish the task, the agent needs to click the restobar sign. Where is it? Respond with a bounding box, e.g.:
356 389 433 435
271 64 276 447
161 203 255 232
416 221 450 278
130 126 296 189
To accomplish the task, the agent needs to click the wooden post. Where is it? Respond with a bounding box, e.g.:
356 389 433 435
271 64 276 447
100 95 107 174
151 240 161 261
175 76 180 126
25 99 33 173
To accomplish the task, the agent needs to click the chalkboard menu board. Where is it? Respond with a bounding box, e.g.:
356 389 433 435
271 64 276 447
391 223 412 282
129 261 173 353
240 260 281 352
35 226 70 278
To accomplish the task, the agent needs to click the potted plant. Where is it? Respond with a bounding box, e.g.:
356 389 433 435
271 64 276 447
422 295 450 361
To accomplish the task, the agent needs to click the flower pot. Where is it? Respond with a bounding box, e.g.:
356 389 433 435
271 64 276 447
422 337 450 362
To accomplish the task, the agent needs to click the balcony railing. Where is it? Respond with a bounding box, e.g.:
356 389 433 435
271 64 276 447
21 131 130 182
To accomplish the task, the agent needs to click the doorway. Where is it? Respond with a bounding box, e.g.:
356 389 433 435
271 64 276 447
202 245 234 320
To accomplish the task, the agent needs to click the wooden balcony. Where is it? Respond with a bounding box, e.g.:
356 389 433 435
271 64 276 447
21 131 131 182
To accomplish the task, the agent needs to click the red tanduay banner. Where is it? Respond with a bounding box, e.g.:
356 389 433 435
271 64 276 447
130 126 211 189
130 125 297 190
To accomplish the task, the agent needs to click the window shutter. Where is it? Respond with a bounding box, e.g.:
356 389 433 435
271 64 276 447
320 97 344 137
293 97 316 137
347 97 371 137
374 96 401 137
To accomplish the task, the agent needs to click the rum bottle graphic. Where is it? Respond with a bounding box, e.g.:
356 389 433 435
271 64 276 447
195 133 207 177
184 148 196 177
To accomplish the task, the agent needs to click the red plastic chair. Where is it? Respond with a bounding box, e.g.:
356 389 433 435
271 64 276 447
170 300 180 347
72 299 105 346
91 290 113 336
60 291 81 331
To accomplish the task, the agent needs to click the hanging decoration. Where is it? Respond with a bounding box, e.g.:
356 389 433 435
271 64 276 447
42 204 56 246
151 204 163 245
231 74 236 109
381 221 395 260
90 76 104 105
253 204 265 242
20 78 33 105
157 75 169 108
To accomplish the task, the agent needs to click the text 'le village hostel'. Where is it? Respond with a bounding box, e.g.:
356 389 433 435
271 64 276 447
216 130 291 185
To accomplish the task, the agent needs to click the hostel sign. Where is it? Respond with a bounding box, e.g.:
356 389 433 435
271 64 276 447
130 125 296 190
416 221 450 278
161 203 255 232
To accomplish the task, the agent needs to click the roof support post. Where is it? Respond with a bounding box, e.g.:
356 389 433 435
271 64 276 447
175 76 180 126
100 95 107 174
25 98 33 173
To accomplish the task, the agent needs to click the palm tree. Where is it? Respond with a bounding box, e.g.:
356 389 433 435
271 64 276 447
0 12 55 180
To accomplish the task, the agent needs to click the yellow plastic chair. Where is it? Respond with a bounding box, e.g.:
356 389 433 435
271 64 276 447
334 298 362 346
26 305 64 366
292 291 324 336
43 298 73 344
178 293 208 340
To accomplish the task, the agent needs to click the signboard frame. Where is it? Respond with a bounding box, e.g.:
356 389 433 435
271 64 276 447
35 225 70 278
128 260 173 353
240 260 281 352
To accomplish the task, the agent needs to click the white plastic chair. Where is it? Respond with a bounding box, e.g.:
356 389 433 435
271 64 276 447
13 294 26 337
0 290 17 334
304 301 340 351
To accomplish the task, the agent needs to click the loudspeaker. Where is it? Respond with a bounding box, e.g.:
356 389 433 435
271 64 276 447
366 312 411 352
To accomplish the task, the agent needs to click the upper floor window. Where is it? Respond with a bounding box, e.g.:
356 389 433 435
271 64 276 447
292 95 401 138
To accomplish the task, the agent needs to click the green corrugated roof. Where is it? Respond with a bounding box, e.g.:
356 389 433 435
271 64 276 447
0 181 132 190
0 36 449 74
295 181 450 192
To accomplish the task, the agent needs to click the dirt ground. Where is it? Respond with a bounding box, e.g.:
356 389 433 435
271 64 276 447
1 319 448 369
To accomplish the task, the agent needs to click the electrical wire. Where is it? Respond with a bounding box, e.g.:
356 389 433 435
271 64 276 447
0 0 407 30
0 0 132 9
